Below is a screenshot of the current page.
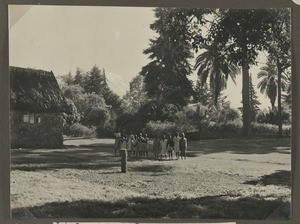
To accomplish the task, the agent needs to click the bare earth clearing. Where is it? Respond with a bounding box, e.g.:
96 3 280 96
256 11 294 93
11 138 291 219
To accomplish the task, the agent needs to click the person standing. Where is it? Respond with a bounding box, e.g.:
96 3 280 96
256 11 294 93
179 133 187 159
174 132 181 160
114 128 122 156
167 135 174 160
120 134 128 151
153 136 161 158
138 133 143 157
132 135 138 157
160 135 168 160
119 134 128 172
141 133 149 157
127 133 134 156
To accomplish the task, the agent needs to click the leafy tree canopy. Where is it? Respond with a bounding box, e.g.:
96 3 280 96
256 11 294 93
141 8 208 106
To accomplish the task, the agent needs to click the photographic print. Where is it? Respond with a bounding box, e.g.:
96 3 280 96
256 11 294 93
9 5 291 220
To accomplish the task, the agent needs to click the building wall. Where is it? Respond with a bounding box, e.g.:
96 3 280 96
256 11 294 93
10 111 64 149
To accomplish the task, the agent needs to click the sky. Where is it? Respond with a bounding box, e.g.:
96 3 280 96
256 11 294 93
9 5 273 110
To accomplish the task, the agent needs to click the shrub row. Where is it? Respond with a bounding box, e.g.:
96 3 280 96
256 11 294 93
64 123 96 138
64 120 291 140
144 120 291 140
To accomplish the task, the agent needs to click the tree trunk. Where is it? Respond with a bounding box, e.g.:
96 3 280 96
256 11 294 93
242 63 251 138
277 61 283 138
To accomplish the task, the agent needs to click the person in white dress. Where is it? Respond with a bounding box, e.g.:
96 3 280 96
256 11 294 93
174 132 181 159
160 135 168 160
127 134 134 156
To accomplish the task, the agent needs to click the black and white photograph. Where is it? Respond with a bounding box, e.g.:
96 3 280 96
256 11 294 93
9 5 291 220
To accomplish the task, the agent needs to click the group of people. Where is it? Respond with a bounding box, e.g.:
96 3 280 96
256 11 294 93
114 129 188 160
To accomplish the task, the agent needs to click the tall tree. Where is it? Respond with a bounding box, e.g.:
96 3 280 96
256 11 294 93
211 9 277 137
123 75 148 114
249 75 261 122
257 59 288 109
61 71 74 86
141 8 198 107
257 61 278 110
282 71 292 111
266 9 291 137
73 67 85 86
85 65 107 95
194 42 239 104
72 66 125 116
193 79 212 105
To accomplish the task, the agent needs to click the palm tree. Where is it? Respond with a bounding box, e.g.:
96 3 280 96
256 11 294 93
257 60 287 110
194 43 239 105
282 71 291 111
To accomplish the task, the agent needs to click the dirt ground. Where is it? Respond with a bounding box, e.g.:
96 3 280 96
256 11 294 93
10 137 291 219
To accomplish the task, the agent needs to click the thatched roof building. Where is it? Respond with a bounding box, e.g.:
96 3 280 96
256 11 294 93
10 66 69 113
10 66 69 149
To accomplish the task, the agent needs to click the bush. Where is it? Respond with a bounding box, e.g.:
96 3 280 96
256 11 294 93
251 122 278 137
185 122 291 140
116 113 148 134
256 107 291 125
96 123 115 138
202 121 243 139
65 123 96 138
282 125 292 137
144 120 176 137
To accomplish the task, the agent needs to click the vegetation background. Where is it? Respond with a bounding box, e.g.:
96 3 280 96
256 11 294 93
51 8 291 140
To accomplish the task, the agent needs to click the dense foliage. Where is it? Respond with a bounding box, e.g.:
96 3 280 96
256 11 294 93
59 8 291 140
60 65 125 137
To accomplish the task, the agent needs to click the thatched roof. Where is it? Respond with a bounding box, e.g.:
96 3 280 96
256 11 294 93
10 66 69 113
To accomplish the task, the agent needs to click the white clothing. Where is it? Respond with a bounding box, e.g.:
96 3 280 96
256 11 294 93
160 139 168 154
174 136 181 153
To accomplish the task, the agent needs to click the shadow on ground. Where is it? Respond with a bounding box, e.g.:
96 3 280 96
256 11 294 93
11 145 119 172
244 170 291 187
188 138 291 155
12 195 288 219
130 164 173 173
11 138 291 171
11 144 172 172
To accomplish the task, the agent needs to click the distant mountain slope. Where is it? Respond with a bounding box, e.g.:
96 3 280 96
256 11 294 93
105 71 131 97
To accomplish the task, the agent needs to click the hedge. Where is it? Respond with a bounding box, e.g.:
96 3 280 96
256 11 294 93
144 120 291 140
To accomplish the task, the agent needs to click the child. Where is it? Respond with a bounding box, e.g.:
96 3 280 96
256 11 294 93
160 135 168 160
132 135 138 157
174 132 181 160
179 133 187 159
137 133 143 157
127 133 134 156
167 135 174 160
141 133 149 157
153 136 160 158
